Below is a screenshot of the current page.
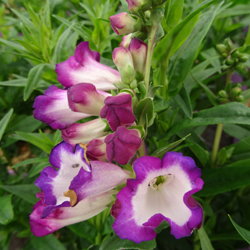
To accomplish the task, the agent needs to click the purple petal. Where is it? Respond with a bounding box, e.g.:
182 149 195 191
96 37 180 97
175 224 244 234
33 86 89 130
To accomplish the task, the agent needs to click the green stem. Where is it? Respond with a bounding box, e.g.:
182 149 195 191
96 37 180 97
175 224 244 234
144 24 157 95
161 58 169 99
211 68 232 167
138 140 146 157
211 123 224 167
226 68 232 86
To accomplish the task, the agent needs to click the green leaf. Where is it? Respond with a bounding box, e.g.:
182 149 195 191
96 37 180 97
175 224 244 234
28 161 49 178
201 48 221 73
0 79 27 87
174 86 193 119
216 4 250 18
197 163 250 197
152 134 190 157
245 25 250 46
0 109 13 141
11 157 49 169
229 215 250 244
99 235 156 250
198 227 215 250
52 26 73 64
0 195 14 225
0 185 39 204
0 37 28 54
166 102 250 140
30 234 66 250
135 98 154 126
165 0 184 30
191 73 219 106
12 132 54 153
166 3 220 98
24 63 55 101
152 0 215 67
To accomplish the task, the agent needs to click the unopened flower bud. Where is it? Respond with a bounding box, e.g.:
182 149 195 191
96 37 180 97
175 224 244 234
113 47 135 84
225 58 234 66
239 53 249 62
110 13 143 35
128 38 147 77
219 98 229 104
218 90 228 98
231 87 242 98
222 53 228 58
126 0 150 13
235 63 248 75
224 38 234 51
216 44 227 54
236 95 244 102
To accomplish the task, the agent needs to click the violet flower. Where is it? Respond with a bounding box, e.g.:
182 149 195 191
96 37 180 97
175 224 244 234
33 85 89 130
126 0 148 13
109 13 143 35
105 126 142 165
30 141 130 236
100 93 136 131
112 152 204 243
56 42 120 90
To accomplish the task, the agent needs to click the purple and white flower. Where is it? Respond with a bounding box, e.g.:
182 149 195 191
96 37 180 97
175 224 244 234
67 83 110 115
30 141 130 236
61 118 108 146
112 152 203 243
33 85 89 130
109 13 143 35
105 126 142 165
100 93 135 131
56 42 120 90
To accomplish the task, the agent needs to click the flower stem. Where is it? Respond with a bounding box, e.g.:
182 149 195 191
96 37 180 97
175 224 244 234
161 58 169 99
211 123 223 167
211 68 232 167
144 24 157 95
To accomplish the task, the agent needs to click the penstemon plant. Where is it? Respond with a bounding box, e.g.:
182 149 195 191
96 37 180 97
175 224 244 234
1 0 250 249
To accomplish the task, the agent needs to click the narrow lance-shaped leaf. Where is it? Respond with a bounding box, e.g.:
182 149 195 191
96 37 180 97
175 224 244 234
24 63 55 101
198 227 215 250
0 109 13 141
152 0 215 67
166 102 250 140
229 215 250 244
0 195 14 225
166 2 221 98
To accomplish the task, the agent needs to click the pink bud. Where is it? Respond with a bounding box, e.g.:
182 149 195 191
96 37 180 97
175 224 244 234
109 13 142 35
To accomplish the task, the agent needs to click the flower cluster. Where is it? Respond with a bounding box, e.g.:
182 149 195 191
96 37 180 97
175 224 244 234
30 0 204 244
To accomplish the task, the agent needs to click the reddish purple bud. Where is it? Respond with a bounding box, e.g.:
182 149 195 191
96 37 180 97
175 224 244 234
87 137 106 161
109 13 143 35
111 199 122 219
126 0 148 12
100 93 136 131
105 126 142 165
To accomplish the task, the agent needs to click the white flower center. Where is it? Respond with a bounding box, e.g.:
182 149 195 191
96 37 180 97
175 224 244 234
149 174 174 191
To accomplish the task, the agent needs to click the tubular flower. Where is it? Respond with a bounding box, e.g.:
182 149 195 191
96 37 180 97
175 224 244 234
33 85 89 130
67 83 111 115
30 141 130 237
105 126 142 165
55 42 120 90
61 118 108 146
86 137 106 161
112 152 204 243
100 93 136 131
109 13 143 35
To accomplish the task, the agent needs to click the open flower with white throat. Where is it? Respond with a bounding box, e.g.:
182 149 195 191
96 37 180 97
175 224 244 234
112 152 204 243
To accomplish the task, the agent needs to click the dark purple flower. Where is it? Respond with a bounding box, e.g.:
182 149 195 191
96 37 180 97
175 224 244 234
105 126 141 165
100 93 136 131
